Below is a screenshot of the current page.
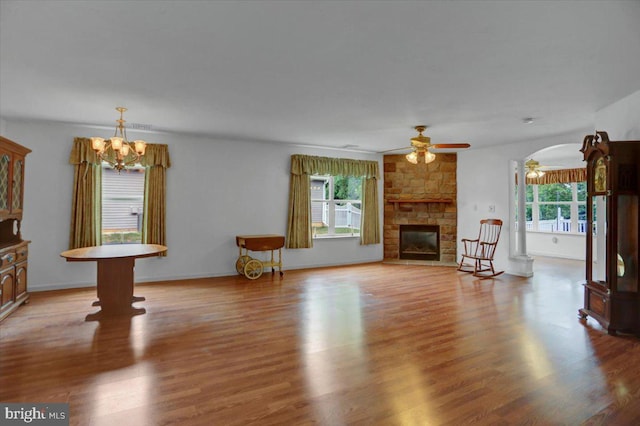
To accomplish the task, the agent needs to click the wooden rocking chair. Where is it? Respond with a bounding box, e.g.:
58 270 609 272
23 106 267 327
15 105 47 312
458 219 504 279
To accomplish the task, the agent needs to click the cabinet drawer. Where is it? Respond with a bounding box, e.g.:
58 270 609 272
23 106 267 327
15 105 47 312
0 252 16 268
15 246 28 262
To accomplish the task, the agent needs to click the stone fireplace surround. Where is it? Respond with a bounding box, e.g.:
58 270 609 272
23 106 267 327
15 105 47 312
383 153 457 264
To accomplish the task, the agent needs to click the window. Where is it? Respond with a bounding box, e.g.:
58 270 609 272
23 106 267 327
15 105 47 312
310 175 361 237
101 165 145 244
524 182 587 233
69 138 170 250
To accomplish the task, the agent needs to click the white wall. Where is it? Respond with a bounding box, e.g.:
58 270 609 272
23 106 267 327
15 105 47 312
526 232 585 260
2 119 383 291
596 89 640 140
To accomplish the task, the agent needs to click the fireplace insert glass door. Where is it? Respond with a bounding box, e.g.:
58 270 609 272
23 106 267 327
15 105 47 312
399 225 440 261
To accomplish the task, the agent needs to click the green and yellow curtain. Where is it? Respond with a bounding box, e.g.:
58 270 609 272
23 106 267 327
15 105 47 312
68 137 171 250
140 144 171 250
286 154 380 248
68 138 102 249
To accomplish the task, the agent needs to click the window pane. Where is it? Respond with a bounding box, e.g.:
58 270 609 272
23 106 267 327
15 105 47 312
333 176 361 200
334 202 360 234
538 204 571 232
525 184 533 202
310 177 329 200
577 204 587 233
102 167 145 244
311 201 328 232
538 183 572 202
578 204 586 221
577 182 587 201
526 205 532 221
311 175 362 237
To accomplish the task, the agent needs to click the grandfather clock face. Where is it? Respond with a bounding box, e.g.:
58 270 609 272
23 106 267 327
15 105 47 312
594 157 607 193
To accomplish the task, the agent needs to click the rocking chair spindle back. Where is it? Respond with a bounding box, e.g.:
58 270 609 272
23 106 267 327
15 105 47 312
458 218 504 279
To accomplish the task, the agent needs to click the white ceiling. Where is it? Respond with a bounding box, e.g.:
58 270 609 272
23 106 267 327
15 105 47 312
1 1 639 154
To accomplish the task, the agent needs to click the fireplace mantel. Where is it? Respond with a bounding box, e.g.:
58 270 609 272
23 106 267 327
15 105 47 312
386 198 452 210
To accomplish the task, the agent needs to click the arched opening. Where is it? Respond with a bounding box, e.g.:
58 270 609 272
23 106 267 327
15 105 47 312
510 144 585 276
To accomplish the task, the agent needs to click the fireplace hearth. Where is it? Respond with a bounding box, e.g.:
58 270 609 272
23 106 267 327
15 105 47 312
399 225 440 261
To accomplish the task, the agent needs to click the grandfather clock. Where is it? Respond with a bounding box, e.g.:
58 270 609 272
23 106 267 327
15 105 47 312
578 131 640 335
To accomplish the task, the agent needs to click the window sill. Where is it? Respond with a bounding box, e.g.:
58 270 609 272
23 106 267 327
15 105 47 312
525 230 586 236
313 234 360 240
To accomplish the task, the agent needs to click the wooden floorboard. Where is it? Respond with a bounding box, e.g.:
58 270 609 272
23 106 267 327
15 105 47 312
2 259 640 425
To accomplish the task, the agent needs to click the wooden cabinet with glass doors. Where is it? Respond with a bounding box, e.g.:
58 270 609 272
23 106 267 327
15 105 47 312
0 136 31 322
579 131 640 335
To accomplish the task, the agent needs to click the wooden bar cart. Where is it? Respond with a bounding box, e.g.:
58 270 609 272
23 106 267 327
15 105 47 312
235 234 285 280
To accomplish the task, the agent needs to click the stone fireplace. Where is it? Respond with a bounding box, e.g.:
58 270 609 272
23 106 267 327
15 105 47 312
383 153 457 264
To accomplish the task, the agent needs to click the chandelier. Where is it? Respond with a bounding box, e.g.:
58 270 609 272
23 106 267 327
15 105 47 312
91 107 147 172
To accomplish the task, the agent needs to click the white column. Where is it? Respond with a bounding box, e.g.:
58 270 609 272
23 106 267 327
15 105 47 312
517 160 528 255
509 159 534 277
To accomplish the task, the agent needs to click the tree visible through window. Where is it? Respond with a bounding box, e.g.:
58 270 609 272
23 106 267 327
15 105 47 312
523 182 587 233
311 175 361 237
102 165 145 244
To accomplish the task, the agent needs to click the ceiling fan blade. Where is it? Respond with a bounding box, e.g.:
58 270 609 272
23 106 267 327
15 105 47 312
430 143 471 149
379 146 412 153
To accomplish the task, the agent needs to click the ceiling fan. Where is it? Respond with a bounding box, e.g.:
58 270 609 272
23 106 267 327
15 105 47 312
383 125 471 164
525 159 546 178
524 158 566 178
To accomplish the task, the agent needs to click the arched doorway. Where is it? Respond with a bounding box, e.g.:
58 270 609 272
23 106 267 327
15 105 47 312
510 144 585 275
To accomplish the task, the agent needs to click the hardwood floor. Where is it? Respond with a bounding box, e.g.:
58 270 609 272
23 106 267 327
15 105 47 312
2 260 640 425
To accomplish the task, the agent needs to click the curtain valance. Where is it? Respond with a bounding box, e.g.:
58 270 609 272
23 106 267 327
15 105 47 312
290 154 379 179
524 168 586 185
140 144 171 168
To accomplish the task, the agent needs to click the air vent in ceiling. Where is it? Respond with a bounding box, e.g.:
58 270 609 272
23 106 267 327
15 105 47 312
128 122 152 131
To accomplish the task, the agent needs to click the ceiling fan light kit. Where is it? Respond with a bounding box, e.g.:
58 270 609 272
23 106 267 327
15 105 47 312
405 151 419 164
405 148 436 164
381 125 471 163
525 158 545 178
401 125 470 164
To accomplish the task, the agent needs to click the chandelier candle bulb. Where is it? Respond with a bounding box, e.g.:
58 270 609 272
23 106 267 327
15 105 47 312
134 140 146 155
110 137 123 151
91 137 105 153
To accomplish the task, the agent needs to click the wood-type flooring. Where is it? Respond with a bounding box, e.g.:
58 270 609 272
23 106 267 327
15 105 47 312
2 258 640 425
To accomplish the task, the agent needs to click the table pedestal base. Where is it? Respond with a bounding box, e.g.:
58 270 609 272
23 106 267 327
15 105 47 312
85 257 146 322
91 296 146 307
